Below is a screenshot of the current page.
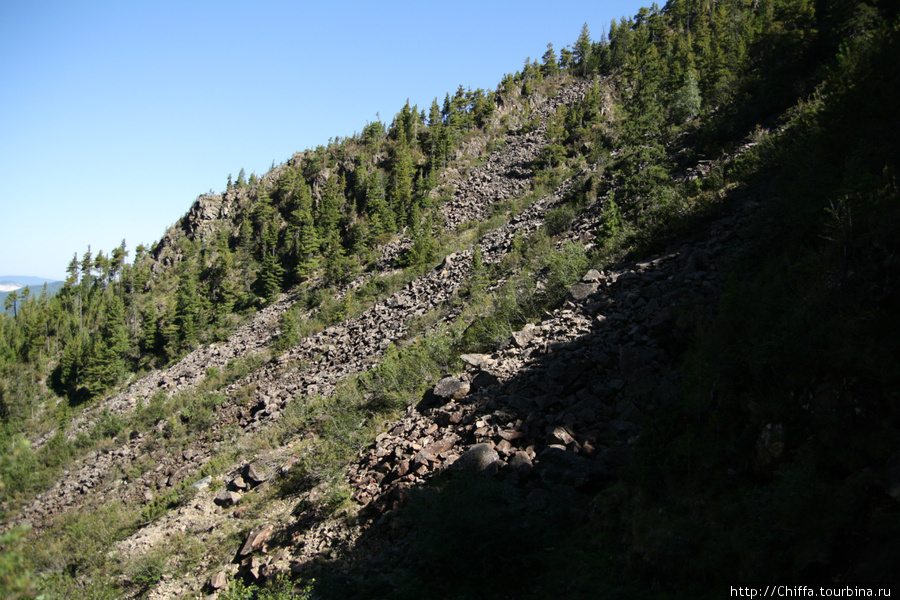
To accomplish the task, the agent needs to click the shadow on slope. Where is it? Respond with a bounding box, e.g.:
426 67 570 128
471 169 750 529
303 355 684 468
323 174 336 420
291 29 900 595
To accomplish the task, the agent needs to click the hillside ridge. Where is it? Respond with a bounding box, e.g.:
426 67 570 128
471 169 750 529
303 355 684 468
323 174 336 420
3 3 899 597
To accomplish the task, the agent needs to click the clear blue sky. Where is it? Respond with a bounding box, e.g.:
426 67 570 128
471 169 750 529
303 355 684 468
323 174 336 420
0 0 648 280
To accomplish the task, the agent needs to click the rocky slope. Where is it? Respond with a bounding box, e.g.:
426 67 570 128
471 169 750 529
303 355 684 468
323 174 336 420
13 76 597 549
10 72 776 598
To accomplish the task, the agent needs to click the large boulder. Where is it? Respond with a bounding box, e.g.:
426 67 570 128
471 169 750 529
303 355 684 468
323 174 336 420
433 376 470 401
452 443 502 475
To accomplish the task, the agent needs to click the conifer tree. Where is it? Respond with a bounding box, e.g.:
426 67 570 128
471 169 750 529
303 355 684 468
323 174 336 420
292 207 320 280
542 43 559 76
110 240 128 283
390 133 414 227
94 250 110 286
57 331 87 397
318 173 343 239
366 169 394 235
65 253 80 287
209 248 238 321
139 306 159 357
575 23 593 76
425 99 443 153
470 88 494 128
175 273 201 350
560 45 574 71
675 70 702 120
3 291 18 318
81 246 93 285
259 251 285 304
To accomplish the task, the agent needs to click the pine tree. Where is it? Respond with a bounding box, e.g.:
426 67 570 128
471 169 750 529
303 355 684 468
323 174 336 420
392 100 417 146
543 106 569 169
160 302 180 362
3 291 18 318
65 254 80 287
470 89 494 128
318 173 343 239
57 332 87 397
110 240 128 283
390 135 415 227
613 18 671 213
83 336 115 397
175 273 201 350
259 252 285 304
292 207 320 280
366 168 394 235
542 43 560 76
425 98 443 155
82 294 129 397
94 250 110 286
81 246 93 286
560 45 574 71
575 23 593 76
139 306 159 357
103 294 130 364
675 70 702 120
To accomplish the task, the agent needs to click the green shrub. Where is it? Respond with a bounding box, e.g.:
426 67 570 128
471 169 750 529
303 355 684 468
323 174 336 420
132 391 168 430
219 574 312 600
543 205 576 236
179 392 226 433
543 240 588 302
364 332 457 410
92 409 126 442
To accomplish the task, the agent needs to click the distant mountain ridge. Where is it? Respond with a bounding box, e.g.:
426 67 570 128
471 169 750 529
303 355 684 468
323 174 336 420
0 276 64 305
0 275 61 286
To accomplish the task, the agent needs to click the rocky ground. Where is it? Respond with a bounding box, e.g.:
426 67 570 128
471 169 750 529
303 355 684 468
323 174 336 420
11 72 764 598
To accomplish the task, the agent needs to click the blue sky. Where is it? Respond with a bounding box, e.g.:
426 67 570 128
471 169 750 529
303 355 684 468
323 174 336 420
0 0 647 280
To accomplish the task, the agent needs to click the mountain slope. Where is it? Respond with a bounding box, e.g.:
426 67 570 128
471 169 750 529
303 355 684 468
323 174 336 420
2 2 899 598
